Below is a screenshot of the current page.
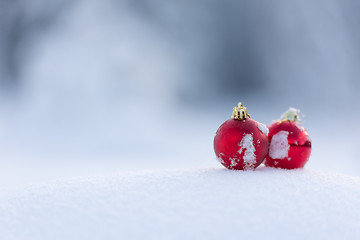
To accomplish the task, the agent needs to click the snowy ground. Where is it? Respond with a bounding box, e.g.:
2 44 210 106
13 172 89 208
1 98 359 239
0 167 359 240
1 101 359 239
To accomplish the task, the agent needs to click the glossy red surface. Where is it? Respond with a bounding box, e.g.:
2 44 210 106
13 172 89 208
214 118 269 170
265 120 311 169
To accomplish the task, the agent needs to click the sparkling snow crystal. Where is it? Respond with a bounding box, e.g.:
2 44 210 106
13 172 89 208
230 157 238 167
257 123 269 136
217 153 225 164
238 134 256 169
269 131 290 159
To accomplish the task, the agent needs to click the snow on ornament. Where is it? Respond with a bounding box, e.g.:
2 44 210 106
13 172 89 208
265 108 312 169
214 102 269 170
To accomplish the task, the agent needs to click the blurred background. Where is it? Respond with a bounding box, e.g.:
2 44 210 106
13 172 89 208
1 0 360 188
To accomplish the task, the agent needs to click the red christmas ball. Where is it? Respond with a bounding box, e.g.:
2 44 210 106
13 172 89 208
214 103 269 170
265 108 311 169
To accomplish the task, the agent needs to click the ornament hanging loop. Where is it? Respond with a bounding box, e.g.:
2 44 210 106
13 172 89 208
280 107 305 123
232 102 250 120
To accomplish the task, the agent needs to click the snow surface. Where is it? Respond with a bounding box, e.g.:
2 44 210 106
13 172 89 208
257 122 269 136
0 167 359 240
237 134 256 169
269 131 290 159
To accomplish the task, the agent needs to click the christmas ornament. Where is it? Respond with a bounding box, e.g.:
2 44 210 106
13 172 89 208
265 108 311 169
214 102 269 170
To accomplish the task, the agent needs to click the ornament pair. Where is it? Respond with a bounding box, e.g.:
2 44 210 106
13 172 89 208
214 102 311 170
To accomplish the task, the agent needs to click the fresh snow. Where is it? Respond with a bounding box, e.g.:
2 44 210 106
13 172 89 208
217 153 225 164
0 168 359 240
269 131 290 159
238 134 256 169
257 122 269 136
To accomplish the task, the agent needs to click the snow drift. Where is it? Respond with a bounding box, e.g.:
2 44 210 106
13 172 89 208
0 167 359 240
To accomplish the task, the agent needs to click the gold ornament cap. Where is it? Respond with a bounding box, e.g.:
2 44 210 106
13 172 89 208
232 102 250 120
280 107 305 123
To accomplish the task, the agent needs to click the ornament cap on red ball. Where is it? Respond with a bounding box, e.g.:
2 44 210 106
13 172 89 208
214 102 269 170
265 108 311 169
